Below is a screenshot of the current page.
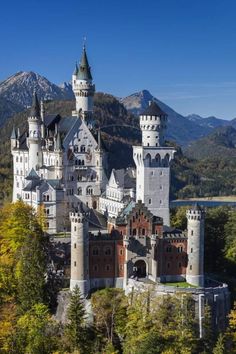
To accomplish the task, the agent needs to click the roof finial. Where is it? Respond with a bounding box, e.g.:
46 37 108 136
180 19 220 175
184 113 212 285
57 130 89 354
83 36 86 50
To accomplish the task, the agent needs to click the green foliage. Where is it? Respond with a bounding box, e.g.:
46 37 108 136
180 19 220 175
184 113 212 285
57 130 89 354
64 285 92 354
0 201 45 303
91 288 128 349
171 206 188 230
14 303 59 354
213 333 226 354
16 228 47 313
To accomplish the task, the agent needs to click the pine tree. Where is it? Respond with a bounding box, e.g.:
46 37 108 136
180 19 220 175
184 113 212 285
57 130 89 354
213 333 225 354
16 227 47 313
65 285 88 353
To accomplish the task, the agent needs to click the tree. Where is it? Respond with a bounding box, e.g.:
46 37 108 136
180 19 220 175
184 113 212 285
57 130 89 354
213 333 226 354
14 303 59 354
0 201 44 302
91 288 127 350
16 226 47 313
64 285 89 353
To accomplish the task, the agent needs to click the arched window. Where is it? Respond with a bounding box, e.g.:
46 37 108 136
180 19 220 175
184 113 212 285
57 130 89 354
163 153 170 167
74 145 78 153
155 153 161 166
86 186 93 195
132 228 137 236
92 247 99 256
104 247 111 255
178 246 183 253
80 145 86 152
145 153 151 167
81 160 85 166
77 187 82 195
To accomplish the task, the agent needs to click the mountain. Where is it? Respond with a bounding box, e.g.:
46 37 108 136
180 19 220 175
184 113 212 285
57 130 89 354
184 126 236 160
186 114 229 129
0 71 74 125
121 90 212 146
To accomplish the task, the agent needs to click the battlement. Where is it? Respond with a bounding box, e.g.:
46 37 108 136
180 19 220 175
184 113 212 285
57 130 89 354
186 207 205 220
70 211 85 223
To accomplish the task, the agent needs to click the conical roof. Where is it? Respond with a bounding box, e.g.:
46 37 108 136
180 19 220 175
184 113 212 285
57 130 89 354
30 91 40 118
77 46 92 80
11 126 17 139
73 62 79 75
141 101 166 116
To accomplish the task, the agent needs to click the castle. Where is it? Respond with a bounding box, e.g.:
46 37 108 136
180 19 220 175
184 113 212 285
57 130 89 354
11 46 230 332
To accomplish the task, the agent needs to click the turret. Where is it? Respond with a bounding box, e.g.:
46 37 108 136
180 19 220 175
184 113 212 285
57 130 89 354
11 126 17 150
72 46 95 119
70 211 90 297
186 205 205 287
27 92 42 170
133 101 175 225
40 100 45 139
140 101 167 147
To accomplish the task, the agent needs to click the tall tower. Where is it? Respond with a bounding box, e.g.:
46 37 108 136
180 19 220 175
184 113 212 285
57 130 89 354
72 46 95 120
133 101 175 225
27 92 42 171
70 211 90 297
186 205 205 287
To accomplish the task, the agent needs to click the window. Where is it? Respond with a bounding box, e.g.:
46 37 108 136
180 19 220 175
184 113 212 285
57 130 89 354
104 247 111 255
190 265 192 270
191 248 193 253
119 264 123 271
105 264 110 271
74 243 76 248
142 228 145 236
178 246 183 253
166 246 172 253
179 262 182 268
20 157 22 163
132 228 137 236
93 265 98 271
92 248 99 256
46 222 49 228
81 145 86 152
191 230 194 236
74 261 76 267
16 156 18 162
149 199 152 204
74 226 76 232
167 263 170 268
119 249 123 256
86 186 93 195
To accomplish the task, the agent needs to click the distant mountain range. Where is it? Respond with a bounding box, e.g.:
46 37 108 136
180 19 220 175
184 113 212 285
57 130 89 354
0 71 74 124
184 125 236 160
1 72 236 147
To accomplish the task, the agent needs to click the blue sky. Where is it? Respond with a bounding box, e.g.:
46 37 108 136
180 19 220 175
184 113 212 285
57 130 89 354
1 0 236 118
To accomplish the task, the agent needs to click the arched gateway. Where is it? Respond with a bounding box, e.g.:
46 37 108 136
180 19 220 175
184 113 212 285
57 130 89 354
134 260 147 278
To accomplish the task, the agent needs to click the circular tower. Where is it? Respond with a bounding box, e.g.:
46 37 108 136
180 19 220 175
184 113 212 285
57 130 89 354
27 92 42 171
186 205 205 287
139 101 167 147
70 211 90 297
72 46 95 119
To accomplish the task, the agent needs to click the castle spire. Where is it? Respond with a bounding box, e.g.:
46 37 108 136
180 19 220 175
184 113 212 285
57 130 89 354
73 62 79 76
30 91 40 118
77 46 92 80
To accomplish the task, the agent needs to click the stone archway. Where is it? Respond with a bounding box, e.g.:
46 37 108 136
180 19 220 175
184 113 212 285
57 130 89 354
134 259 147 278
